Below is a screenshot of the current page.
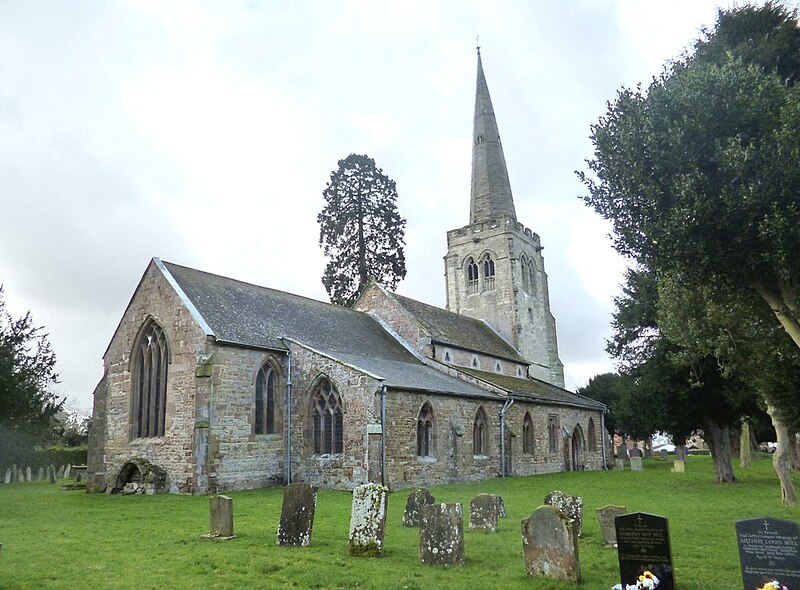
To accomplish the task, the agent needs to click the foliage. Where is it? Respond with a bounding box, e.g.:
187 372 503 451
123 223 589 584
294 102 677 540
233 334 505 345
0 286 62 466
51 409 91 448
576 372 623 434
318 154 407 306
0 458 797 589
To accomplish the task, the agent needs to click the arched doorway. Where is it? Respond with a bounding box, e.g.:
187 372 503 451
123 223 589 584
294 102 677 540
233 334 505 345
572 425 585 471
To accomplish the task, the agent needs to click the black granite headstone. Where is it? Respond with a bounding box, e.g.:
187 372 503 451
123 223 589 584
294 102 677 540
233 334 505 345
615 512 675 590
737 517 800 590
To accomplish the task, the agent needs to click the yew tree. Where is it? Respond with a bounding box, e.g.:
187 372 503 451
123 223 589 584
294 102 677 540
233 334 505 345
318 154 407 306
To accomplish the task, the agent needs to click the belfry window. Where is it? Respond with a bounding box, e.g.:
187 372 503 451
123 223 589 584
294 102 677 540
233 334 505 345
132 321 168 438
522 412 534 455
473 406 488 456
482 254 495 291
255 364 278 435
416 403 435 458
312 379 343 455
521 255 530 292
467 257 479 294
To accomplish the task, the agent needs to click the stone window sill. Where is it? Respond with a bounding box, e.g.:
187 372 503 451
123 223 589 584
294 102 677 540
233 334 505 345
417 455 437 463
473 454 489 461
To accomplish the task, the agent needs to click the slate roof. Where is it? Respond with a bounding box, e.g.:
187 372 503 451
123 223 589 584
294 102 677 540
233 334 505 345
159 260 500 400
457 367 606 411
392 293 525 363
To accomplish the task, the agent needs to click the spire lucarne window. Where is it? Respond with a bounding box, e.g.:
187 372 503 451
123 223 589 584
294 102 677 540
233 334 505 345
133 321 168 438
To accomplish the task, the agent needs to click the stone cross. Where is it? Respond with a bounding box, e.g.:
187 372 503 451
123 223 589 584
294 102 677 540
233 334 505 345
203 495 235 539
402 488 435 527
348 483 388 557
544 490 583 537
469 494 499 533
276 483 318 547
419 503 464 567
596 505 626 547
521 505 580 582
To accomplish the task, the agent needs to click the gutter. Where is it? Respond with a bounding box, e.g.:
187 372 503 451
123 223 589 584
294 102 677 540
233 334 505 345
280 342 293 485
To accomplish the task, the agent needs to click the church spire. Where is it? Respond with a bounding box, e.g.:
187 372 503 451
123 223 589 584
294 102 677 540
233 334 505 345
470 48 517 225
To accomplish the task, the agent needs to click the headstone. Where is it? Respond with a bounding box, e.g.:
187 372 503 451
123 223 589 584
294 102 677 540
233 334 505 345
491 494 506 517
615 512 675 590
276 483 318 547
659 449 668 460
596 505 626 547
615 458 625 470
64 464 71 478
402 488 435 527
736 517 800 590
348 483 388 557
16 467 23 482
4 468 11 484
629 447 643 458
37 467 44 481
203 495 235 539
671 459 685 473
419 503 464 567
544 490 583 537
57 465 65 478
521 505 580 582
630 456 643 471
469 494 499 533
25 466 32 481
740 420 752 469
47 465 56 484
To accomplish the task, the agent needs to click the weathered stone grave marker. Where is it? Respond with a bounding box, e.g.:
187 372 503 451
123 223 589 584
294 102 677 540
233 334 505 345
48 465 57 484
736 517 800 590
491 494 506 518
57 465 65 478
37 467 44 481
630 456 643 471
419 503 464 567
348 483 388 557
16 467 23 482
521 505 580 582
544 490 583 537
402 487 434 527
202 495 235 540
4 468 11 484
64 464 71 479
25 466 32 481
597 505 626 547
276 483 318 547
615 458 625 470
615 512 675 590
659 449 669 460
469 493 499 533
671 459 685 473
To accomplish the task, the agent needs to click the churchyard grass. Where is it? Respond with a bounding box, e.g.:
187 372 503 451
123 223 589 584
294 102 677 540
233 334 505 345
1 456 798 589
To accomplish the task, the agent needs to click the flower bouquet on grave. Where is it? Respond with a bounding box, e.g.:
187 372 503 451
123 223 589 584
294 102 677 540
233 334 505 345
627 570 659 590
756 582 789 590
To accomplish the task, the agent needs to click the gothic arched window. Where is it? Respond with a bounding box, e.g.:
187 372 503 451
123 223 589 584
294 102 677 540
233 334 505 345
312 379 343 455
528 260 537 292
522 412 534 455
132 320 168 438
588 418 597 452
473 406 488 456
466 257 479 294
520 255 530 292
547 414 559 454
482 254 495 291
255 364 279 435
416 403 435 458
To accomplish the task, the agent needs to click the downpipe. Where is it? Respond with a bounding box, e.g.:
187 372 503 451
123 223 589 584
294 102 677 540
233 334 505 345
499 398 514 477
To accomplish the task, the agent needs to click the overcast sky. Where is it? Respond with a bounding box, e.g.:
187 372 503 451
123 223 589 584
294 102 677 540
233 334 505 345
1 1 741 414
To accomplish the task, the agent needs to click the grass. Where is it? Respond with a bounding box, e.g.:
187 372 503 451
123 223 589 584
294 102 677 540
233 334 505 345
0 456 798 589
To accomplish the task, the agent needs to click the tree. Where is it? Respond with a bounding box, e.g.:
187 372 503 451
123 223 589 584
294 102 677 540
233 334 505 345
580 3 800 503
0 286 62 465
318 154 407 306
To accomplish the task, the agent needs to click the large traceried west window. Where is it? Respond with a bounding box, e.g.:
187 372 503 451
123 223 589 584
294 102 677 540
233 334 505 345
466 257 479 294
312 379 343 455
416 402 435 458
522 412 534 455
132 320 168 438
473 406 488 456
255 364 278 435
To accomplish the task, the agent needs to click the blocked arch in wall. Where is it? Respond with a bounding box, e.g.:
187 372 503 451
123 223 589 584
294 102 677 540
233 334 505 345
110 458 169 495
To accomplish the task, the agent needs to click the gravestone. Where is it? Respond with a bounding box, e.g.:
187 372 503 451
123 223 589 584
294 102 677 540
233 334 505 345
469 494 499 533
348 483 388 557
544 490 583 537
402 488 435 527
615 458 625 470
671 459 685 473
740 421 752 468
37 467 44 481
203 495 235 539
48 465 57 484
25 466 32 481
597 505 626 547
491 494 507 518
615 512 675 590
630 456 643 471
736 517 800 590
419 503 464 566
16 467 23 482
57 465 65 478
4 468 11 484
64 464 71 478
276 483 318 547
521 505 580 582
659 449 668 460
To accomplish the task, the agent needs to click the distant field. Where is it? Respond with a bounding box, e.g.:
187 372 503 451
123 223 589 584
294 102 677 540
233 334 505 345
0 456 797 589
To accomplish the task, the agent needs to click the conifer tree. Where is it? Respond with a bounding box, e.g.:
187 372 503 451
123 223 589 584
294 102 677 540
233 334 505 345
318 154 407 306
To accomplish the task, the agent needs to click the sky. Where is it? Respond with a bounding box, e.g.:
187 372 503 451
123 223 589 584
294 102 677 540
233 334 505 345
0 0 739 414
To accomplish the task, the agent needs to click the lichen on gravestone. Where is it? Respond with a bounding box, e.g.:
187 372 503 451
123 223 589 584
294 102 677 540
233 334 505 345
469 494 499 533
402 488 435 527
544 490 583 537
276 483 318 547
348 483 388 557
419 503 464 567
521 505 580 582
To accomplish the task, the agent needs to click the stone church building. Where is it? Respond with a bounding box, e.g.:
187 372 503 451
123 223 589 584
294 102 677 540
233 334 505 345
86 52 607 494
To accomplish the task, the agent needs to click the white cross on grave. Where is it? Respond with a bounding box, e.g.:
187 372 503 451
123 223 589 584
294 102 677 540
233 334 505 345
763 520 771 531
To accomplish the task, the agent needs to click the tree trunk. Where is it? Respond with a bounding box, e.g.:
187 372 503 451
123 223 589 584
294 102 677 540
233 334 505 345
703 419 736 483
675 443 687 462
766 404 797 506
752 281 800 349
740 419 752 469
790 432 800 471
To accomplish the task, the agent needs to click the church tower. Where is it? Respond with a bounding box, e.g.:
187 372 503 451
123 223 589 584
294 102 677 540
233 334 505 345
444 49 565 387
